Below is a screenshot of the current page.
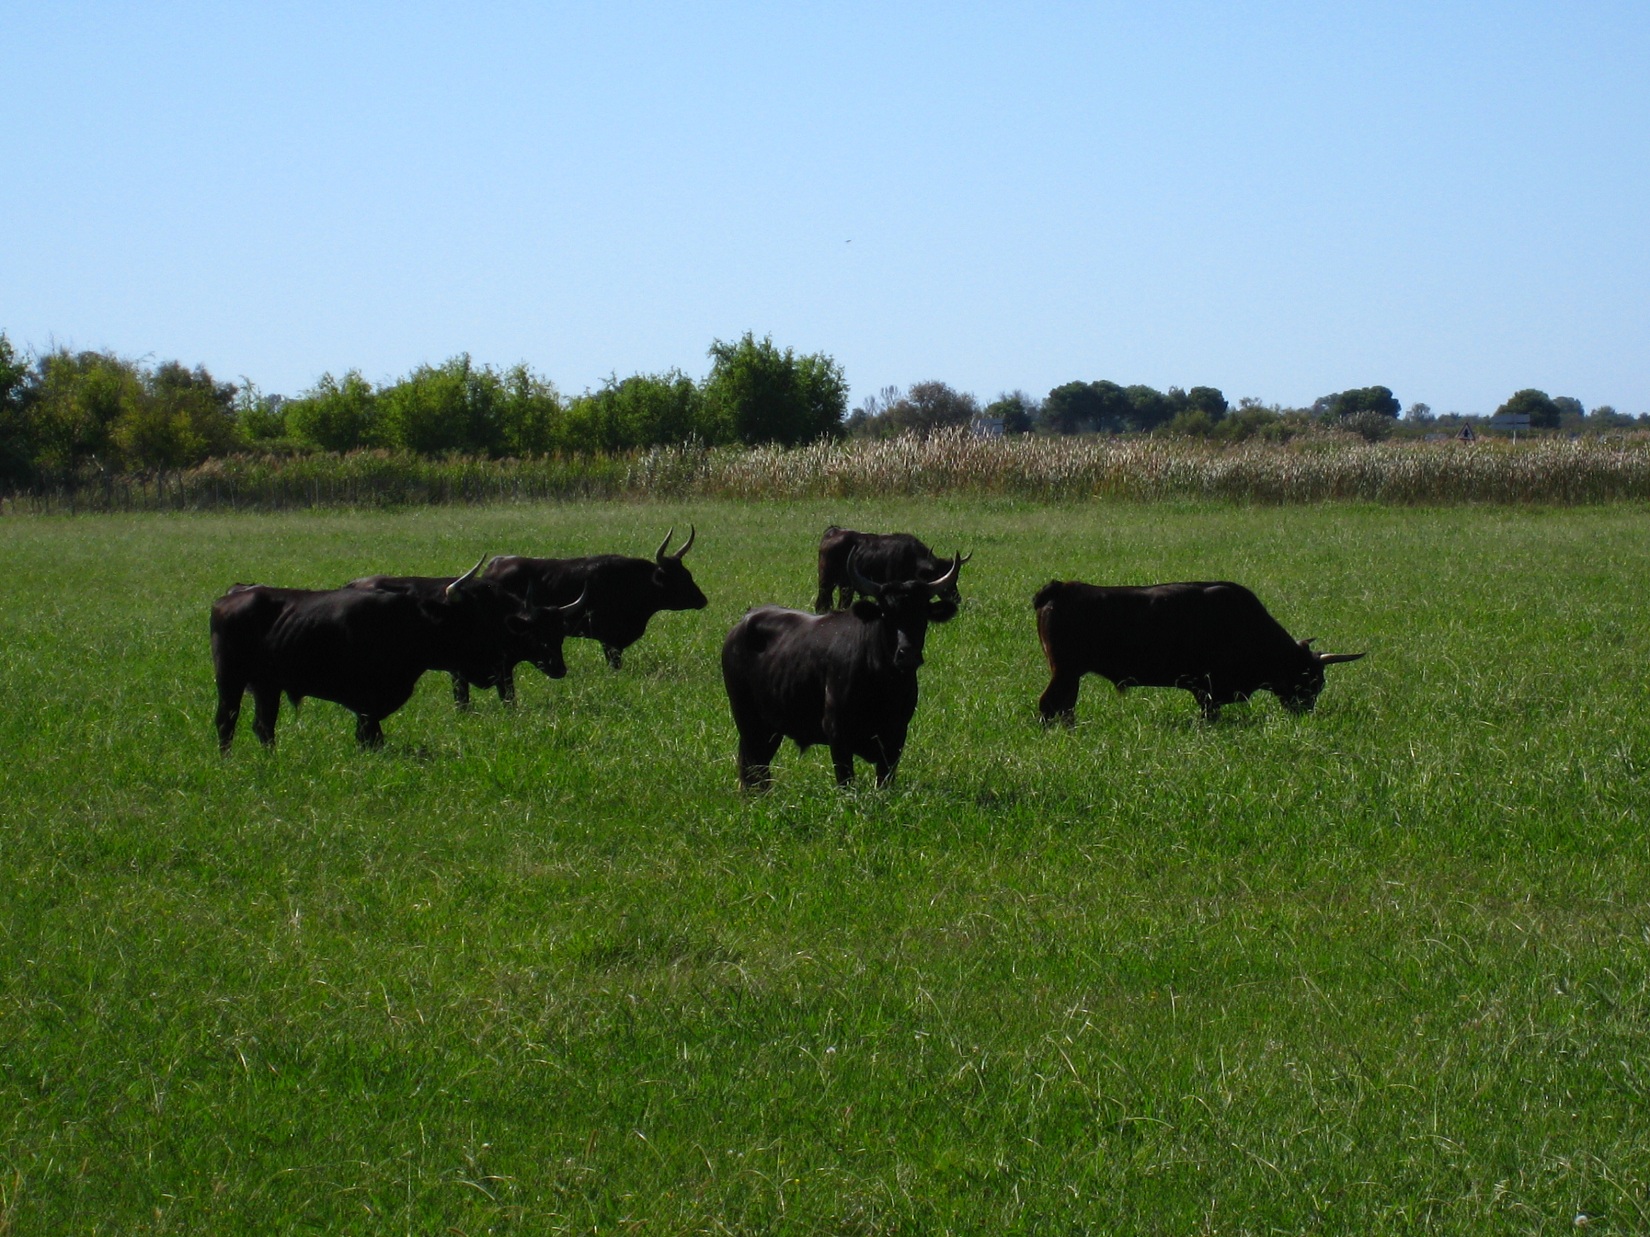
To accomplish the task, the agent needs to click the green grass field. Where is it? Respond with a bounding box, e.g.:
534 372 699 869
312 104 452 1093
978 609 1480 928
3 500 1648 1234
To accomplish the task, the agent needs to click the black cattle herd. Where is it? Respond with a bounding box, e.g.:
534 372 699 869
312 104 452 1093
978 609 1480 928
210 525 1366 786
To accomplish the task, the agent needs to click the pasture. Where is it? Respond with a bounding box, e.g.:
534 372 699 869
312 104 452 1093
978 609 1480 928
2 500 1648 1233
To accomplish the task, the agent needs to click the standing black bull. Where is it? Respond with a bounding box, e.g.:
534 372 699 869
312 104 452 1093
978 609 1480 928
814 526 966 612
1034 580 1364 723
723 551 964 789
481 526 707 682
211 559 584 751
345 569 586 708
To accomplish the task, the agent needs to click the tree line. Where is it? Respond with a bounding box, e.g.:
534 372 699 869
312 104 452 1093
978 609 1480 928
3 325 1641 487
0 333 845 484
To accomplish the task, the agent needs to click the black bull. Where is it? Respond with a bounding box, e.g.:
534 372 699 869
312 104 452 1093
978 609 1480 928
1034 579 1365 723
210 560 584 751
723 551 964 789
480 526 708 678
814 526 965 612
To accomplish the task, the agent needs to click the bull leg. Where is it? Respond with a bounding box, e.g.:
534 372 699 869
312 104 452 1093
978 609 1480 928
603 645 623 671
1038 670 1082 727
451 672 473 710
736 731 783 791
250 685 281 748
813 583 834 613
496 667 517 705
829 744 857 786
215 678 245 753
355 714 385 749
871 731 906 788
1192 690 1222 722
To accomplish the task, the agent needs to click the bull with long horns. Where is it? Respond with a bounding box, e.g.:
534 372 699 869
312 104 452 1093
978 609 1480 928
212 556 587 750
479 527 708 687
722 548 965 789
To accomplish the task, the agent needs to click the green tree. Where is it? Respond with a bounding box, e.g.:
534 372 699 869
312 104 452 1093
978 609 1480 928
1185 385 1228 421
1124 384 1174 432
1552 396 1585 425
0 333 36 482
1164 408 1216 437
984 390 1037 435
287 371 382 452
379 355 508 455
1040 380 1131 434
29 349 140 472
702 334 846 447
113 360 239 469
563 371 706 452
1316 385 1401 420
1496 388 1560 430
887 381 977 437
497 363 565 456
234 383 291 443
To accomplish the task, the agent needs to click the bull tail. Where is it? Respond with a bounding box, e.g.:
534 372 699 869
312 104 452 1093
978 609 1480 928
1035 593 1059 674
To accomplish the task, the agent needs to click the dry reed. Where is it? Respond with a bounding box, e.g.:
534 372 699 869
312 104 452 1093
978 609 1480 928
6 432 1649 513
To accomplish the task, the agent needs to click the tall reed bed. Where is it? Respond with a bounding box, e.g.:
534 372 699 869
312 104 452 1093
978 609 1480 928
7 432 1650 512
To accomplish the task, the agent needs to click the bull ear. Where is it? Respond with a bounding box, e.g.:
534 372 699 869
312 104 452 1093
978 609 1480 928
928 597 959 624
1299 637 1317 650
1317 651 1366 665
850 599 882 621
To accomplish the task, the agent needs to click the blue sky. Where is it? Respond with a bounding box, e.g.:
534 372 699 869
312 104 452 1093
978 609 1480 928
5 2 1646 414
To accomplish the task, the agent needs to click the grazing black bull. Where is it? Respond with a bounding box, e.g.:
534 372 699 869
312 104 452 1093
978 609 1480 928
481 526 708 682
1034 580 1365 723
723 551 964 789
814 526 965 612
211 559 584 751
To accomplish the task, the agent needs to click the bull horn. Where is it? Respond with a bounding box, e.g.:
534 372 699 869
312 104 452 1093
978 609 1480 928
445 554 489 599
560 584 590 616
926 552 963 595
655 527 676 563
672 524 696 559
957 550 973 566
1317 651 1366 665
846 547 883 599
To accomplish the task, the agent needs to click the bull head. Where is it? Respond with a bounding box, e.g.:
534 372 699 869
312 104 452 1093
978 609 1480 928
849 548 965 671
1283 641 1367 712
509 585 592 681
651 525 709 610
